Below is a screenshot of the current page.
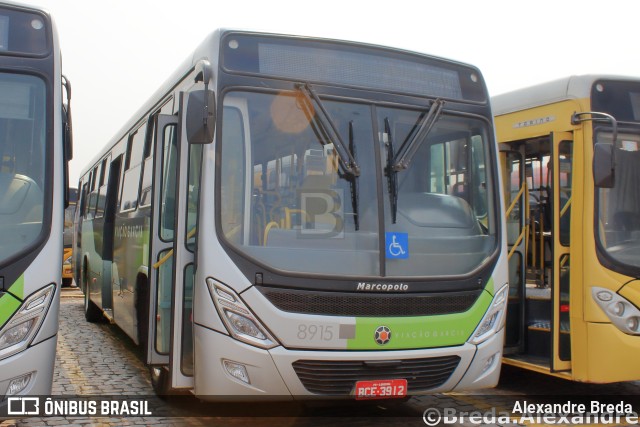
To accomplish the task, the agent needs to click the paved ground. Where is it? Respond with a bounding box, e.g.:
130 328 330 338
1 287 639 427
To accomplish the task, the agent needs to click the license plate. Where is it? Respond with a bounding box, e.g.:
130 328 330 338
354 379 407 400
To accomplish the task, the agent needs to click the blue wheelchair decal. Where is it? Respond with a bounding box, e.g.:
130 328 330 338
385 232 408 259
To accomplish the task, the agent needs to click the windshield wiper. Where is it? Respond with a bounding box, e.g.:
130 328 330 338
347 121 359 230
392 99 445 171
384 118 399 224
295 83 361 177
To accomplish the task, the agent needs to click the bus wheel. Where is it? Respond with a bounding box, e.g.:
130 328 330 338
83 266 102 323
150 366 170 398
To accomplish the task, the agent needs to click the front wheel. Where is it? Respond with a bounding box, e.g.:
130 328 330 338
83 265 102 323
150 366 171 398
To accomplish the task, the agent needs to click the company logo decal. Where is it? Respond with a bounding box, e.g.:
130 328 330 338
356 282 408 292
374 326 391 345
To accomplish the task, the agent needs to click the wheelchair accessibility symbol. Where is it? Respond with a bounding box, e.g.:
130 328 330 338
385 232 409 259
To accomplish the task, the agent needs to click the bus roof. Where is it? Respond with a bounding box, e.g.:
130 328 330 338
80 28 486 179
0 0 50 12
491 74 640 116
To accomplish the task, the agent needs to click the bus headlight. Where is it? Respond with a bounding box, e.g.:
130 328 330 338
206 278 278 349
468 283 509 345
0 284 56 360
592 287 640 335
0 319 35 349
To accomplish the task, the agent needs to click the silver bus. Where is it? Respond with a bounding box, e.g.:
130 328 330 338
0 0 72 399
75 29 507 400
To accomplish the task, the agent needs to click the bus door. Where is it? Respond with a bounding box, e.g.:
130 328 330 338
147 113 177 369
550 132 573 372
146 114 188 391
501 147 527 354
102 155 120 314
147 96 197 390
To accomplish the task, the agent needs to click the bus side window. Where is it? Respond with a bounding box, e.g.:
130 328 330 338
120 126 146 212
79 182 88 219
86 169 97 220
159 122 178 240
139 118 155 208
220 107 245 245
95 157 110 219
186 144 202 251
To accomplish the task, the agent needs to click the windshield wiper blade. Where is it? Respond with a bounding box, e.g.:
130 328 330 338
295 83 361 177
347 121 359 230
384 118 399 224
393 99 445 171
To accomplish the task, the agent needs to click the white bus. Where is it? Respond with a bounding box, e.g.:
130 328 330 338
75 29 507 400
0 1 72 399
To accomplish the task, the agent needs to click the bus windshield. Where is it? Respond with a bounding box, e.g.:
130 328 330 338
596 131 640 271
219 90 496 278
0 72 46 264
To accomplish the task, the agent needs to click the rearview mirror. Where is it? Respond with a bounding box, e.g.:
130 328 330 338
593 143 615 188
186 89 216 144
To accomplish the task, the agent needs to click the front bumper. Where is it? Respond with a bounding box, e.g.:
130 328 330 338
193 324 503 401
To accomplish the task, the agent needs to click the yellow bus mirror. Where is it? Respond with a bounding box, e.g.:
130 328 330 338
186 89 216 144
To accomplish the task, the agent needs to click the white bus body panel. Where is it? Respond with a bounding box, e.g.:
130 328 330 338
0 331 57 397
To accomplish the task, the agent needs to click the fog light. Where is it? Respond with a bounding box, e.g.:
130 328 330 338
7 372 34 396
627 317 639 332
223 360 250 384
481 352 499 374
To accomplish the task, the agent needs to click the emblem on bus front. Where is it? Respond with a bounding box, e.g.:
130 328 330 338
374 326 391 345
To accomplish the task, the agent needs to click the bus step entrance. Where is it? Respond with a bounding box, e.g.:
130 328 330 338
103 308 115 324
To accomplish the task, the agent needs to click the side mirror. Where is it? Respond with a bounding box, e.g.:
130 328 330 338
186 89 216 144
62 75 73 161
62 75 73 208
593 143 615 188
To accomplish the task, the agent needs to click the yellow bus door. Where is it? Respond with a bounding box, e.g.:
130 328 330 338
550 132 573 372
501 147 527 354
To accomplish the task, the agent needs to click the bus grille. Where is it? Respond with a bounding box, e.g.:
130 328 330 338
292 356 461 395
256 287 480 317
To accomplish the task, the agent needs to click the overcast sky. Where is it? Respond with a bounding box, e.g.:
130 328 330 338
22 0 640 184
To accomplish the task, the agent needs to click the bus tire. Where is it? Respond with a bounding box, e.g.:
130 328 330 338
150 366 171 398
84 286 103 323
83 263 102 323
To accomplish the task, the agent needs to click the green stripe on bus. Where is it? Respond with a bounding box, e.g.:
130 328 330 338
346 288 493 350
8 274 25 299
0 292 21 329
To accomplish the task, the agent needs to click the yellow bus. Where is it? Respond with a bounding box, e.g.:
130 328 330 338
493 75 640 382
62 188 77 287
